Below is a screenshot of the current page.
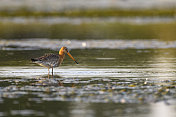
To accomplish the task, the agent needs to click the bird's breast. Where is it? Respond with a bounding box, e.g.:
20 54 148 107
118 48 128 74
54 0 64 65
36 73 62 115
58 55 65 65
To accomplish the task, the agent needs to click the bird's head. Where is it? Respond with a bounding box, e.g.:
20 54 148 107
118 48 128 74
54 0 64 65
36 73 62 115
59 46 78 64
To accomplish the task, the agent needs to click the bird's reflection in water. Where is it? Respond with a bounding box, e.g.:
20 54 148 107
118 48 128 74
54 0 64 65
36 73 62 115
33 75 78 87
33 74 63 86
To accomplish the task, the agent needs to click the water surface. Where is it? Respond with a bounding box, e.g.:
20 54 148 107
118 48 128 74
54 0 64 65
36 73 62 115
0 46 176 117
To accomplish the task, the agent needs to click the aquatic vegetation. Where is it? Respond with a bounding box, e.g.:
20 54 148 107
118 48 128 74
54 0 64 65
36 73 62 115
1 8 176 17
0 77 175 103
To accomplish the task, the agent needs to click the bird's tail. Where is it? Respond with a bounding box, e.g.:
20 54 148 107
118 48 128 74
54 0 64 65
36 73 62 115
31 58 38 62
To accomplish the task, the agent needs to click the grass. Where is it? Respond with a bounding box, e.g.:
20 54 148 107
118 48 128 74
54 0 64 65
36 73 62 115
0 22 176 40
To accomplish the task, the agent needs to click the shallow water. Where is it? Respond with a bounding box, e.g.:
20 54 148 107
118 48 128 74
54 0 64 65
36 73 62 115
0 46 176 117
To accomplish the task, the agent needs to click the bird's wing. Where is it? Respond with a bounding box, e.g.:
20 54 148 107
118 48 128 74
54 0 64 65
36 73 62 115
37 53 59 62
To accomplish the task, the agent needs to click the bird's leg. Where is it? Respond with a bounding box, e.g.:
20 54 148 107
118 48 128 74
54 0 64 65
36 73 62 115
52 67 53 77
48 68 50 78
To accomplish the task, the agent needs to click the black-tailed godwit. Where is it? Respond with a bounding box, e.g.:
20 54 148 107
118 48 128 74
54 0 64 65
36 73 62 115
31 47 78 77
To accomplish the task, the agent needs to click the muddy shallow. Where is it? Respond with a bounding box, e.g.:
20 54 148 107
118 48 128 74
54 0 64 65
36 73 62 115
0 45 176 117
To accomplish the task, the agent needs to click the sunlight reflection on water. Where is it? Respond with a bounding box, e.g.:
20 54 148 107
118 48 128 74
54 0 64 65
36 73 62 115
1 39 176 50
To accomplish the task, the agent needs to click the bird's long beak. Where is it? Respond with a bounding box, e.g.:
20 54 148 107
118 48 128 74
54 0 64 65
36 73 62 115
67 52 79 64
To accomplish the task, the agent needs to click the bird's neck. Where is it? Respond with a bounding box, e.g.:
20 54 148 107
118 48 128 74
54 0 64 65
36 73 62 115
59 52 65 65
59 53 65 58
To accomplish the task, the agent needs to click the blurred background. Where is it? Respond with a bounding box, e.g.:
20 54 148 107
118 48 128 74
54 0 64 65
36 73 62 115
0 0 176 40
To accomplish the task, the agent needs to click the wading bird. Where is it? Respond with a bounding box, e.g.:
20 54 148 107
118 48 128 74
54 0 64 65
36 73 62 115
31 47 78 77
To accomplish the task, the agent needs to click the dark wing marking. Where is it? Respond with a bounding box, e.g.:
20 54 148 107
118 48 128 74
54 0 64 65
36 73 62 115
37 53 59 62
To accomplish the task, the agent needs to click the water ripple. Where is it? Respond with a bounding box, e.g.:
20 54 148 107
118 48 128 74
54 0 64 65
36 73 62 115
1 39 176 49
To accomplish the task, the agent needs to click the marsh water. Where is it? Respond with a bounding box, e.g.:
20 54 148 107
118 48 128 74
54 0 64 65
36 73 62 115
0 41 176 117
